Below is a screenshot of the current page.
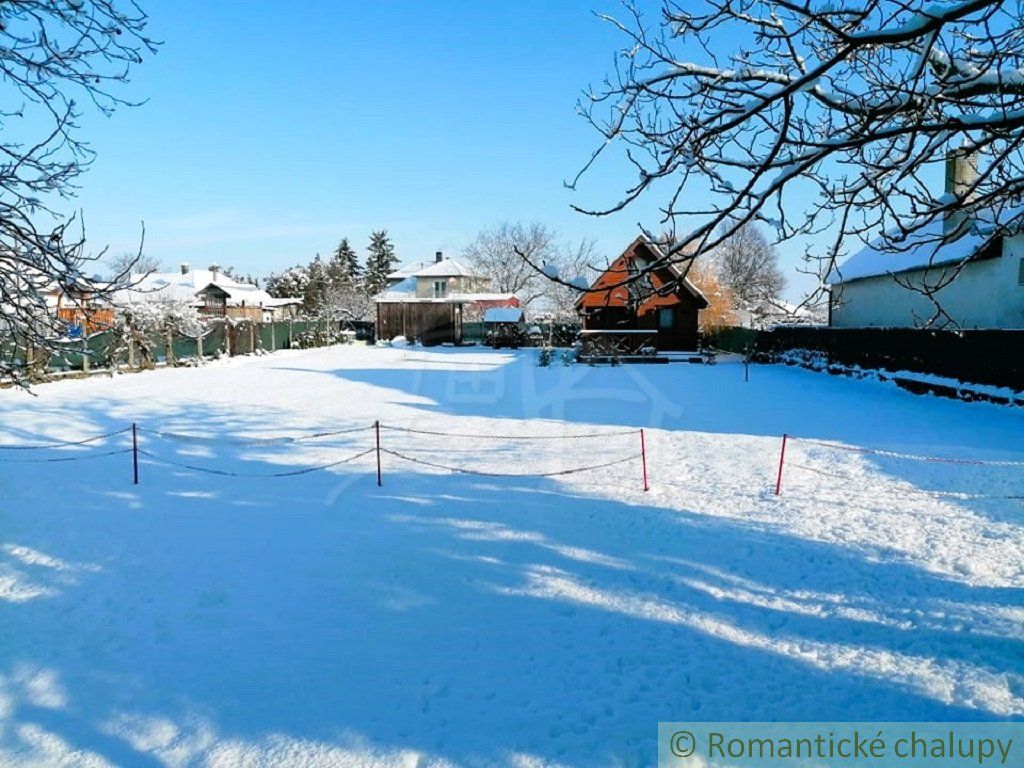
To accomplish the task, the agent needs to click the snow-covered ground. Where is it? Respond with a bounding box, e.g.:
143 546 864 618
0 345 1021 767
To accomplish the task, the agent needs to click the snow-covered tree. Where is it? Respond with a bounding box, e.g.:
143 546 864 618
363 230 398 297
574 0 1024 325
108 297 200 368
462 222 557 307
321 282 375 322
0 1 155 382
711 224 786 310
266 266 310 300
536 238 600 321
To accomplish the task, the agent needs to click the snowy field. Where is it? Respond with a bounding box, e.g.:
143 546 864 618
0 344 1022 767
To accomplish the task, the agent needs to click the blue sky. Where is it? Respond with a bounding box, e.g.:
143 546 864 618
67 0 816 297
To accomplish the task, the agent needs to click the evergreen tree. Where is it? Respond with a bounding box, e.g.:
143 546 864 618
328 237 361 286
363 230 398 296
304 254 329 312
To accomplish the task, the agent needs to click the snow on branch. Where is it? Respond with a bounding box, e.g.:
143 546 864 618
573 0 1024 324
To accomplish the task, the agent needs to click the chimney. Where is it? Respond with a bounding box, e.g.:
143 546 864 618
435 250 443 263
945 147 979 199
180 263 190 275
209 264 220 282
944 148 979 235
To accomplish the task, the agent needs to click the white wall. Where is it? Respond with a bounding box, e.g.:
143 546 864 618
831 235 1024 329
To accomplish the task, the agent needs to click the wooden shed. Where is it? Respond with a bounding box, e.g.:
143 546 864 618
576 236 708 352
376 300 463 345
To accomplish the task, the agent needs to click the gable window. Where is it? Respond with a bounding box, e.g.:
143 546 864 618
658 307 675 330
433 280 448 298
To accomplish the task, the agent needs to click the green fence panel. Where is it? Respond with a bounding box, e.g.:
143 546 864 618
202 324 227 357
462 322 485 343
710 326 760 354
265 322 279 351
275 321 292 350
242 322 259 355
172 334 200 362
48 340 84 371
87 331 117 368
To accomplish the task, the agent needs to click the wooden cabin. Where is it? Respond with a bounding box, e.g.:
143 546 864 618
576 236 708 352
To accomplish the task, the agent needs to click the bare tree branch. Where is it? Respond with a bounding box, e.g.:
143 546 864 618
0 0 156 383
572 0 1024 324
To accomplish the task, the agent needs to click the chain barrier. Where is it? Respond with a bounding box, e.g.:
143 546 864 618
776 432 1024 499
0 427 131 451
0 448 134 464
378 424 640 440
788 463 1024 502
136 447 376 478
139 424 374 446
0 421 650 488
795 437 1024 467
380 447 642 478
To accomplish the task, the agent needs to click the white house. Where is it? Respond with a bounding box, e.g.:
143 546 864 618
829 152 1024 329
375 251 519 344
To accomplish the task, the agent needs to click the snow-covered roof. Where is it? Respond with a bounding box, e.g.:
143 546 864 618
483 307 525 323
408 257 481 279
386 261 431 281
198 282 277 307
262 297 302 307
829 209 1020 283
377 276 417 301
450 292 516 302
376 291 517 305
114 268 295 308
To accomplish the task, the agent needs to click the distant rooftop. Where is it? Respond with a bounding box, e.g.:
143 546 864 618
387 256 482 280
830 207 1022 283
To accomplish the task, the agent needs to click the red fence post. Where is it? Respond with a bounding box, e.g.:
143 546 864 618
132 422 139 486
640 428 649 492
375 420 382 487
774 433 788 496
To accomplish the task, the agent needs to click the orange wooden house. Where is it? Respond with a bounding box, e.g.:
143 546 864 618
52 280 115 335
576 236 708 351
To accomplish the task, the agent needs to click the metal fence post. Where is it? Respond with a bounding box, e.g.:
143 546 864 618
775 433 788 496
640 429 649 492
132 423 139 485
375 420 382 486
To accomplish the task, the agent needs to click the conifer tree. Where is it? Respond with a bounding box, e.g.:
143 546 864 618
337 240 362 282
326 238 360 289
304 254 329 312
363 230 398 297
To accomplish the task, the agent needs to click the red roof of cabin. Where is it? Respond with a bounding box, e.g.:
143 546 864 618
576 237 708 311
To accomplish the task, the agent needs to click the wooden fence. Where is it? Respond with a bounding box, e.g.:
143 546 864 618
5 318 349 383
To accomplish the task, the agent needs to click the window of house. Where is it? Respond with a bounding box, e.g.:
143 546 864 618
1019 257 1024 285
433 280 448 298
658 307 675 330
